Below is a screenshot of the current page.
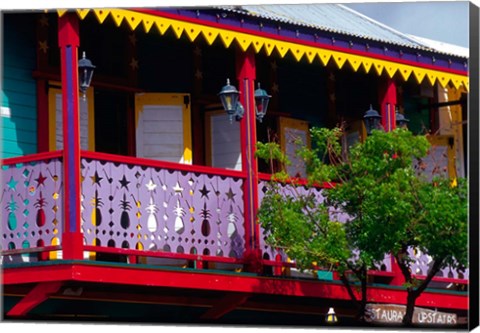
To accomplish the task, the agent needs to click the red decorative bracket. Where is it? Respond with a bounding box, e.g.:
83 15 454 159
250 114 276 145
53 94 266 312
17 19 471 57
6 281 63 317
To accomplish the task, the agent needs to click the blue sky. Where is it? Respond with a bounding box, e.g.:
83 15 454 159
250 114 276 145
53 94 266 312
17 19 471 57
345 1 470 48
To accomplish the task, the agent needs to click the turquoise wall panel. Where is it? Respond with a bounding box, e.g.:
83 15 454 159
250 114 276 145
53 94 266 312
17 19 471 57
1 14 37 158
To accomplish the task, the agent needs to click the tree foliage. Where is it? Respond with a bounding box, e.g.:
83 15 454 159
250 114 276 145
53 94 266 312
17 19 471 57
256 127 468 325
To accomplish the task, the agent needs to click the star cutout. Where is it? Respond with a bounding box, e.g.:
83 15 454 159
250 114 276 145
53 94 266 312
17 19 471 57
193 46 202 56
329 73 336 81
129 33 137 46
145 179 157 191
194 69 203 80
39 15 49 27
173 182 184 195
199 184 210 199
271 60 278 71
39 40 49 54
329 93 336 102
7 176 18 190
129 57 139 71
90 171 103 185
35 172 47 186
271 82 279 94
119 175 130 189
226 188 236 201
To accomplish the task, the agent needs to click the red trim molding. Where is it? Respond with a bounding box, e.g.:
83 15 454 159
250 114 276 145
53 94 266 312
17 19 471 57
2 263 468 310
1 151 63 165
81 151 247 179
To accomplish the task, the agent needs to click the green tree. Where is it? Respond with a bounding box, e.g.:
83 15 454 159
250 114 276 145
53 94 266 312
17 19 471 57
256 127 468 326
393 176 468 325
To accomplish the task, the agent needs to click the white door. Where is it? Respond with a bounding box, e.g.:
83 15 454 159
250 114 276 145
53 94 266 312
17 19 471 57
205 108 242 170
135 93 192 164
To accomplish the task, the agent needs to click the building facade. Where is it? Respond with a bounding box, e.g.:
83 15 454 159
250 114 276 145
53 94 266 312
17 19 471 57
1 5 469 325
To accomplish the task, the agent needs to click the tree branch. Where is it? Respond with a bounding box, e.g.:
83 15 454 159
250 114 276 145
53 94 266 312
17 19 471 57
339 271 360 307
412 258 444 298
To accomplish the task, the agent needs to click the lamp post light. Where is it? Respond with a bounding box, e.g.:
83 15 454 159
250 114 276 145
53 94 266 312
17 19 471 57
395 110 410 129
254 83 271 122
325 307 338 324
78 51 95 100
218 78 241 123
363 105 382 136
219 79 271 123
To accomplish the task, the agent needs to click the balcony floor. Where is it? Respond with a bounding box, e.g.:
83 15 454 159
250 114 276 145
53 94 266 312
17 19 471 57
1 260 468 327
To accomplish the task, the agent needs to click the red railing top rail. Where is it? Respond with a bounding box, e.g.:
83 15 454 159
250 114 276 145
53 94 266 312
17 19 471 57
81 151 247 179
258 172 336 189
83 245 244 265
1 151 63 166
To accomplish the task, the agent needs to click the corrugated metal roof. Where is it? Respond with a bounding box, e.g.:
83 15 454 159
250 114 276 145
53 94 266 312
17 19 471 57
216 4 467 58
406 34 469 58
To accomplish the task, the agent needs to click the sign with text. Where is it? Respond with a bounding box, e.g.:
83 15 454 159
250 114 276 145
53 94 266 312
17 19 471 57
365 304 457 326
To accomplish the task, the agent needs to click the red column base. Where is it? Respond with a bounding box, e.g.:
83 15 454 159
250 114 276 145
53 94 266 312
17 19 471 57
243 249 263 274
62 232 84 260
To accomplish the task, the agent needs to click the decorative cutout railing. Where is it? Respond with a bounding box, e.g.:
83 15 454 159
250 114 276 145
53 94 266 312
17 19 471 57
257 179 349 261
1 152 63 263
257 178 392 274
408 247 469 281
257 177 469 282
80 152 246 265
0 152 468 283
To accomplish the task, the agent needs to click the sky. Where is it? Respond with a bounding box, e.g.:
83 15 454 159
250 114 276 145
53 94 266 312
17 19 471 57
344 1 470 48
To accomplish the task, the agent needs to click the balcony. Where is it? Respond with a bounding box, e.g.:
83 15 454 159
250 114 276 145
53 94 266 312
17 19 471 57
1 151 469 282
1 151 469 321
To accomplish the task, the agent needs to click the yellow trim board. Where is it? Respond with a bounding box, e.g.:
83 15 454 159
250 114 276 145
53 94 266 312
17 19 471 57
62 8 469 91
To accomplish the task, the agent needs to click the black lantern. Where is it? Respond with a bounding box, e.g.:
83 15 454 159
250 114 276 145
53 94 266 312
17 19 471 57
254 83 271 122
78 51 95 99
218 78 241 123
363 105 382 135
395 110 410 128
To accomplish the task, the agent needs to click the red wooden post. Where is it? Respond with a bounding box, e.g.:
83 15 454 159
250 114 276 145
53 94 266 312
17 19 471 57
58 13 83 260
236 49 262 273
379 79 402 282
379 78 397 131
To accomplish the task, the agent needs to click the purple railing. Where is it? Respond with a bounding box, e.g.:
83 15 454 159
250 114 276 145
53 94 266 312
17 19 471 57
257 178 469 281
408 248 469 280
80 153 245 264
1 152 63 263
0 152 468 282
257 178 392 273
